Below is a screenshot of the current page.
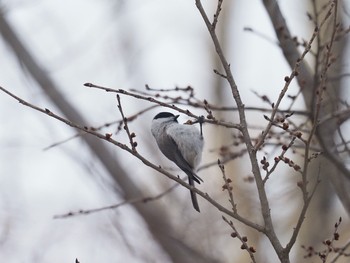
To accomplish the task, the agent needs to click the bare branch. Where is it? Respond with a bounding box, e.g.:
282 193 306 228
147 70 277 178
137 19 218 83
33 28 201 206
195 0 285 258
222 216 257 263
84 82 240 130
212 0 224 30
0 85 264 232
54 183 179 219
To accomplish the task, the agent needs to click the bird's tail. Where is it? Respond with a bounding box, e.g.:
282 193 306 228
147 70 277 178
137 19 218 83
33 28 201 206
191 171 203 184
188 174 200 212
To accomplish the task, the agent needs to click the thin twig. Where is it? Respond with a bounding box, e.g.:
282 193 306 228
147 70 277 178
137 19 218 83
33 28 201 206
54 183 179 219
43 105 158 151
330 238 350 263
84 83 240 130
116 95 137 151
222 216 257 263
212 0 224 30
128 86 310 116
218 159 236 213
263 137 298 184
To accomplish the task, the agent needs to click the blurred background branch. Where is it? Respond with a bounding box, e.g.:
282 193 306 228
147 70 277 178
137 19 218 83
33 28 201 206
0 9 219 263
0 0 350 262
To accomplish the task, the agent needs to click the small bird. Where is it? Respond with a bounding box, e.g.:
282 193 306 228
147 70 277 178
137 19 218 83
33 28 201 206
151 112 204 212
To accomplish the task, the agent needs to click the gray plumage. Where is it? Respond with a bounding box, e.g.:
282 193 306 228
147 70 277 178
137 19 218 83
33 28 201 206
151 112 204 212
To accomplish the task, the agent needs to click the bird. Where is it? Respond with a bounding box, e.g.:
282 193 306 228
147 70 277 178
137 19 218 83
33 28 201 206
151 112 204 212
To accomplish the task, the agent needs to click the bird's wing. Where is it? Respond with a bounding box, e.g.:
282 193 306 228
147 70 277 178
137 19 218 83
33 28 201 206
166 124 203 169
157 132 202 184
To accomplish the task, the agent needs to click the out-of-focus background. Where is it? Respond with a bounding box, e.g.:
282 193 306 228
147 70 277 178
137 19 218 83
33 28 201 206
0 0 350 262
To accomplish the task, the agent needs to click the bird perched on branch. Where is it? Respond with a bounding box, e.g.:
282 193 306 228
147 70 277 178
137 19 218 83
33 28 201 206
151 112 204 212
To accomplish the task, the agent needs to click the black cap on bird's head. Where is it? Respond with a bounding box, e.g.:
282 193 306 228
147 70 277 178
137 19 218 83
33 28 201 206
153 112 179 122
